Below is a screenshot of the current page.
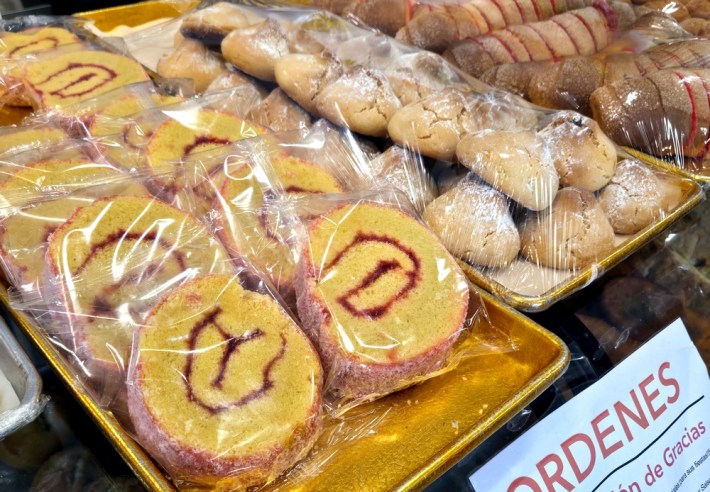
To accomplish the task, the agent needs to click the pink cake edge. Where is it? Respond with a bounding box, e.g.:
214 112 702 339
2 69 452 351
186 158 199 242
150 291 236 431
294 202 470 400
127 274 324 488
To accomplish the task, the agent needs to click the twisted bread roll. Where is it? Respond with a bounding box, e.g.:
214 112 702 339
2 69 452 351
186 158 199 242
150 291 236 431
590 68 710 158
397 0 595 52
443 3 629 78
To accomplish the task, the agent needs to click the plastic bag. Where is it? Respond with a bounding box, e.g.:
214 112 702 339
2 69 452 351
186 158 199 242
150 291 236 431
418 110 697 310
7 181 236 405
479 11 696 113
0 122 68 157
473 12 710 175
126 273 323 490
0 168 325 489
1 41 151 113
0 18 84 109
0 148 145 297
183 122 372 300
271 189 504 414
77 86 263 180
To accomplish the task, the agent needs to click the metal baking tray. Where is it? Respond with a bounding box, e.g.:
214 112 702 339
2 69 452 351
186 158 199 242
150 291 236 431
0 314 43 439
624 147 710 184
1 282 569 491
0 2 572 489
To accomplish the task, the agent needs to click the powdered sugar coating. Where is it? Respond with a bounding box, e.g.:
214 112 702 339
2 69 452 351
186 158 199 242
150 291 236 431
599 158 663 235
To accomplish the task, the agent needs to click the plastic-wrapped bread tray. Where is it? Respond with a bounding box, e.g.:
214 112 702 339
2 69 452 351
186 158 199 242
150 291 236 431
0 313 43 438
0 279 568 491
459 176 703 312
0 4 570 490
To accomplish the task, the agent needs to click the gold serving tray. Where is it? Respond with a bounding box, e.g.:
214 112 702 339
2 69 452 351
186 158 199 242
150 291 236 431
1 5 570 488
624 147 710 184
460 175 703 312
1 284 568 492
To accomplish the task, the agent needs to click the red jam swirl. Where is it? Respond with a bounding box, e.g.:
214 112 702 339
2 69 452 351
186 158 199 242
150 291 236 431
182 135 232 159
321 232 422 319
183 307 287 414
35 63 118 99
8 36 59 57
75 229 186 275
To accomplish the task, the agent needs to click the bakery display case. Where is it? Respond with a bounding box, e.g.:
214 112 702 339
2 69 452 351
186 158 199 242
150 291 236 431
0 0 708 490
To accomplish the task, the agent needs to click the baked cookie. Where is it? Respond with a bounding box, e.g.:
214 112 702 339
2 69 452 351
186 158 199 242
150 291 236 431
23 50 150 110
456 130 559 211
180 2 264 48
221 19 291 82
248 88 312 132
520 187 616 270
366 146 437 213
156 38 227 93
385 51 466 106
388 89 539 161
315 66 401 137
538 111 617 191
205 70 268 98
295 202 469 399
599 159 666 234
128 274 322 489
274 52 343 115
423 179 520 268
46 196 233 384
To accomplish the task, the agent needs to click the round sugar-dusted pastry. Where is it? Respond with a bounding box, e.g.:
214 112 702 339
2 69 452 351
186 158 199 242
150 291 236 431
217 155 343 296
23 50 150 109
157 38 227 93
598 159 667 235
0 160 140 291
423 179 520 268
128 274 322 489
295 202 469 399
180 1 264 48
46 196 233 382
537 111 617 192
520 187 616 270
146 109 264 169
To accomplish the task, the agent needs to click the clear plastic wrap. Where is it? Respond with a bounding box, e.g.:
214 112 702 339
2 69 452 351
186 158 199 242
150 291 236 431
590 67 710 177
414 110 700 310
286 190 484 412
0 167 329 489
441 2 637 79
0 19 84 109
0 150 139 297
6 179 235 400
470 12 710 177
478 11 696 112
0 41 151 113
0 152 512 490
74 86 264 177
0 122 68 157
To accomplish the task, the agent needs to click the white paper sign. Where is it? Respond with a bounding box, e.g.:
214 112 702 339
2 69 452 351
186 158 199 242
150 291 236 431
470 319 710 492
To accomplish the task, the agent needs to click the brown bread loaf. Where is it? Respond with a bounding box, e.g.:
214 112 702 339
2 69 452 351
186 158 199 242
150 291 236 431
396 0 595 52
590 68 710 158
443 3 626 78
